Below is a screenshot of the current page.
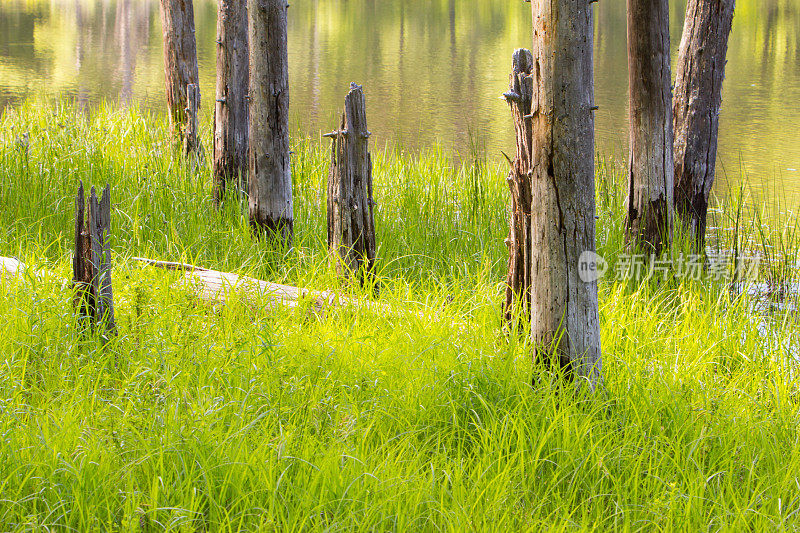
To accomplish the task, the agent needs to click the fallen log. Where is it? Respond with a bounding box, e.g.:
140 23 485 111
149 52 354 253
130 257 392 315
1 257 25 277
2 256 442 322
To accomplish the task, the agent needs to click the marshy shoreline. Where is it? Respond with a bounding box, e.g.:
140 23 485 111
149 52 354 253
1 99 799 530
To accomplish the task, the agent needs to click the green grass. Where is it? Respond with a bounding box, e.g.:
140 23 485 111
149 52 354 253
1 99 800 531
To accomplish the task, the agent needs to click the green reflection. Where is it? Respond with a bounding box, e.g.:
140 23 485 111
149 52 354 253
0 0 798 209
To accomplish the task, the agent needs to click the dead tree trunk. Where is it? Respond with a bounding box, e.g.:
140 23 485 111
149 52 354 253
673 0 735 250
183 83 200 155
213 0 250 205
502 49 534 327
325 83 377 283
625 0 674 255
529 0 602 389
158 0 200 146
73 182 116 334
248 0 293 244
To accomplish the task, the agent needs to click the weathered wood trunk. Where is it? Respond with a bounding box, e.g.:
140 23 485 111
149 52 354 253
213 0 250 205
183 83 200 155
529 0 602 388
158 0 200 144
248 0 293 244
73 182 116 334
326 83 377 283
625 0 674 255
502 49 534 327
673 0 735 250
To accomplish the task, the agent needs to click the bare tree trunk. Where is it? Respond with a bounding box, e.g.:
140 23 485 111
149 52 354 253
673 0 735 249
326 83 377 284
248 0 293 244
213 0 250 206
529 0 602 389
625 0 674 255
183 83 200 155
502 49 534 327
158 0 200 144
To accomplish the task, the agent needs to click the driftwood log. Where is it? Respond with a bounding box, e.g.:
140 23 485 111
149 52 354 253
73 182 116 334
0 257 29 278
130 258 395 316
3 255 454 328
501 49 534 327
325 83 377 284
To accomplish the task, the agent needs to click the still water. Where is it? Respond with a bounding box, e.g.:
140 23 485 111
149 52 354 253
1 0 799 209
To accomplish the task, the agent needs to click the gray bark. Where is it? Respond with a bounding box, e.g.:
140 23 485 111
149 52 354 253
248 0 293 244
326 83 377 283
73 182 116 335
183 83 200 155
502 49 534 327
673 0 735 249
625 0 674 255
213 0 250 205
529 0 602 389
158 0 200 143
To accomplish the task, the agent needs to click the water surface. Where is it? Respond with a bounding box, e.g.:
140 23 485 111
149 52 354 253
1 0 798 209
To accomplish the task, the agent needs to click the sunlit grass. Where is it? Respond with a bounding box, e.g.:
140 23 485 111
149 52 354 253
1 99 800 530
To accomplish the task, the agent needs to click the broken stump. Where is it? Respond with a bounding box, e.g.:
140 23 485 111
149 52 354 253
325 82 377 285
73 182 116 335
502 49 535 328
184 82 201 156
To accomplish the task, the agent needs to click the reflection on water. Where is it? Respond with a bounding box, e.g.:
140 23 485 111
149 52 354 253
1 0 799 209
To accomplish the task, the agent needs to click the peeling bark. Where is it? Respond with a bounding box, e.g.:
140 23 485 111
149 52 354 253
213 0 249 205
625 0 674 255
673 0 735 250
248 0 293 244
529 0 602 389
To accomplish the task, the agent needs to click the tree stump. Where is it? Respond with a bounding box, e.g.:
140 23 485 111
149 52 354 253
502 49 534 328
248 0 293 244
213 0 250 206
325 83 377 284
158 0 200 148
73 182 116 334
673 0 735 250
528 0 602 389
183 83 201 156
625 0 674 255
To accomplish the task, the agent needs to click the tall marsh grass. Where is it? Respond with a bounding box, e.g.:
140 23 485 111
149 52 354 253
1 100 800 530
